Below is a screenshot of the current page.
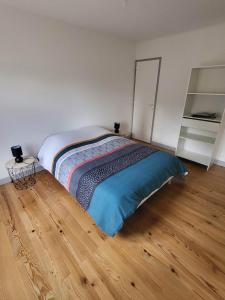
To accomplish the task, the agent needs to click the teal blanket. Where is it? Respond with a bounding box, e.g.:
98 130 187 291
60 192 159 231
88 151 187 236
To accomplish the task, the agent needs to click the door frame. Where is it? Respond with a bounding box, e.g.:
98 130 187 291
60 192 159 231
131 57 162 143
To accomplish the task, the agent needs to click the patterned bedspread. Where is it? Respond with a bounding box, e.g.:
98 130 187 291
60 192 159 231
38 127 187 236
52 134 157 210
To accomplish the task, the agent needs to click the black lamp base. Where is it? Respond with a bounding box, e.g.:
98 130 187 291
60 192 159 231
15 156 23 163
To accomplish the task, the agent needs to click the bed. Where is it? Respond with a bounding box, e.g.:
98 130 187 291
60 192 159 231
38 126 187 236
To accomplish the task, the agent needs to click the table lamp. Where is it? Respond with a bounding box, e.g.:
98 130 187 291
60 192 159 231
11 145 23 163
114 122 120 134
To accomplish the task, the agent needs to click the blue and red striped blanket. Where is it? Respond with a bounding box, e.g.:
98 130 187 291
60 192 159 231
52 134 156 210
51 134 187 236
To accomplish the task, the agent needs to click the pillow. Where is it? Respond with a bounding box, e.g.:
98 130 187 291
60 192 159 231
38 126 111 172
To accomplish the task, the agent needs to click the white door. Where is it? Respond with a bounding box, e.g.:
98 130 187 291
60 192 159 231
132 59 160 143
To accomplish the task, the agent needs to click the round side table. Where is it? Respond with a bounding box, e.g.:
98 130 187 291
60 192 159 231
5 156 37 190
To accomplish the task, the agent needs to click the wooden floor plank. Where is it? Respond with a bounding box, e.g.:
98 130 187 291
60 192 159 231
0 161 225 299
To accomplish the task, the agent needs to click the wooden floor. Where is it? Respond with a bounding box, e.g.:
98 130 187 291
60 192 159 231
0 161 225 300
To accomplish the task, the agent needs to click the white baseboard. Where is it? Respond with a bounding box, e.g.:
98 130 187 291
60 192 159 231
0 164 44 186
214 159 225 167
0 177 11 185
151 141 176 152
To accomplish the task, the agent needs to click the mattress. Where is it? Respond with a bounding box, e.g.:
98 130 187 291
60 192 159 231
38 126 187 236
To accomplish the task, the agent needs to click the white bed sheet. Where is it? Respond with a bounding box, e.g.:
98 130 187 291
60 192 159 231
38 126 111 173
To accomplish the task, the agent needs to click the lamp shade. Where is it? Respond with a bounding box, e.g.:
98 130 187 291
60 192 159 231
114 122 120 134
11 145 23 163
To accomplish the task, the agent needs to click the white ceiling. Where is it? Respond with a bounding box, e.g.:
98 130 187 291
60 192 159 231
1 0 225 41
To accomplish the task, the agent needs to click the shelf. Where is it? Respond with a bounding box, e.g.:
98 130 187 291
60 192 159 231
179 133 216 144
188 92 225 96
178 65 225 170
183 115 221 124
176 149 210 166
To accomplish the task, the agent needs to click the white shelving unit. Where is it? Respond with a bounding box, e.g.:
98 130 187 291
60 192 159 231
176 65 225 170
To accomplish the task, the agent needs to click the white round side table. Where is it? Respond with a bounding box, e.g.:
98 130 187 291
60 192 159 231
5 156 37 190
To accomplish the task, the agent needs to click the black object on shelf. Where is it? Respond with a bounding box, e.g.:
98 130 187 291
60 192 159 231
114 122 120 134
11 145 23 163
191 112 217 119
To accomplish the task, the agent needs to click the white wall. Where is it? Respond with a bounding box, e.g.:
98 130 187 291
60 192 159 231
0 5 135 180
136 22 225 164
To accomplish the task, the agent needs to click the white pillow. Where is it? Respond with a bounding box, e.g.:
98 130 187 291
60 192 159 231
38 126 111 172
